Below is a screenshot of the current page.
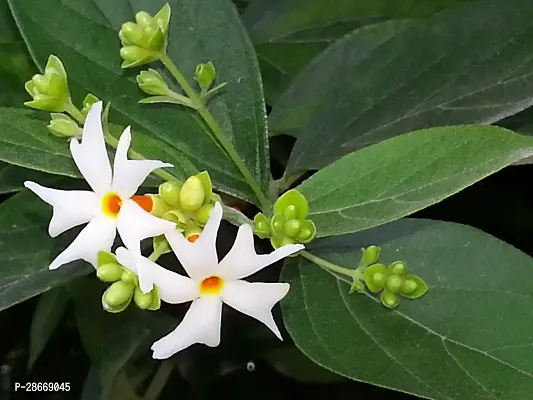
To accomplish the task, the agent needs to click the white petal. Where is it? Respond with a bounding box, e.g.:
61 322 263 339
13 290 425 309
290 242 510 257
69 101 112 195
151 296 222 359
24 181 100 237
164 202 222 280
221 280 289 340
49 216 116 269
116 246 199 298
116 199 175 253
112 127 173 198
217 224 304 280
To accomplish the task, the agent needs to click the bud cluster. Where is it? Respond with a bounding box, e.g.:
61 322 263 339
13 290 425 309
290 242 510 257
254 189 316 249
96 251 161 313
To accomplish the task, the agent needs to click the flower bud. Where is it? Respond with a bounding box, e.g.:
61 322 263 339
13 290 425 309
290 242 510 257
284 219 301 237
121 269 139 286
363 263 386 293
283 205 298 220
24 55 70 112
47 113 82 138
103 281 134 307
274 189 309 220
81 94 100 116
372 272 387 289
296 220 316 243
381 291 399 309
159 180 182 207
361 245 381 266
349 279 365 294
270 235 295 249
389 261 406 276
120 21 147 47
196 204 214 225
270 213 285 235
253 213 271 239
120 46 160 68
96 263 124 282
180 176 206 212
401 279 417 295
195 61 216 90
385 275 403 294
137 69 170 96
133 287 153 309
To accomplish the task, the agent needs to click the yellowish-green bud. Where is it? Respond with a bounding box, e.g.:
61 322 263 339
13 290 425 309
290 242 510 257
103 281 134 307
96 263 124 282
159 181 182 206
195 61 216 90
47 113 81 138
121 269 139 286
134 287 153 309
137 69 170 96
180 176 206 212
196 204 214 225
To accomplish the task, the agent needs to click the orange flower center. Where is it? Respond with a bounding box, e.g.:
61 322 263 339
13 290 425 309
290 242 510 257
200 275 224 295
102 193 153 218
187 234 200 243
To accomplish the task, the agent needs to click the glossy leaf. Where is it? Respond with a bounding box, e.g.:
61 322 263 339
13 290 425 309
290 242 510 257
0 162 60 194
9 0 270 205
282 218 533 399
244 0 470 104
276 0 533 171
0 191 92 312
297 125 533 237
28 286 70 369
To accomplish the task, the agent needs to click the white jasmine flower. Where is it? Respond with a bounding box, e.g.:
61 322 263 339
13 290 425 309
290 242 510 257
24 101 175 282
115 202 304 359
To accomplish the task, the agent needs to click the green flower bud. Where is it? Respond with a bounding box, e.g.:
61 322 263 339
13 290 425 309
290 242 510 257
381 290 399 309
196 204 214 225
96 263 124 282
180 176 206 212
399 275 429 299
153 234 172 255
253 213 271 239
401 279 417 295
97 250 118 266
372 272 387 289
148 286 161 311
284 219 301 237
389 261 406 276
159 181 182 207
195 61 216 91
81 94 100 116
24 55 70 112
274 189 309 220
103 281 134 308
296 220 316 243
137 69 170 96
363 263 386 293
270 235 295 249
121 269 139 286
120 21 147 47
283 205 298 220
47 113 82 138
153 4 171 35
270 213 285 235
135 11 156 29
361 245 381 266
133 287 153 310
119 46 159 68
386 275 403 294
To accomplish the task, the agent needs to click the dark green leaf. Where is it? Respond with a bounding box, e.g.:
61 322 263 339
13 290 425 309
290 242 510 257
244 0 471 104
282 219 533 399
28 286 70 369
275 0 533 171
0 191 92 312
9 0 270 205
296 125 533 237
0 162 61 194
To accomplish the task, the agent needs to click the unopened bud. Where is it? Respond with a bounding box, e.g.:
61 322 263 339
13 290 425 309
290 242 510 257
96 263 124 282
47 114 81 138
284 219 301 237
24 56 70 112
159 181 182 207
103 281 134 308
137 69 170 96
196 204 214 224
381 291 399 309
361 245 381 266
180 176 206 212
195 61 216 90
134 287 153 309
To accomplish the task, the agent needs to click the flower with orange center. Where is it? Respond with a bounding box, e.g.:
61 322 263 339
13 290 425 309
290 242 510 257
115 202 305 360
24 101 175 292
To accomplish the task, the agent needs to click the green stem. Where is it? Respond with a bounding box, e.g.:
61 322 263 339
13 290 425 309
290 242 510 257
64 101 85 124
300 250 360 278
148 246 165 263
159 53 271 211
144 360 174 400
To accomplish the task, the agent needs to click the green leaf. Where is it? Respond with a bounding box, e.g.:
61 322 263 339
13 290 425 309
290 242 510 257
0 162 61 194
28 286 70 369
297 125 533 237
0 191 92 312
244 0 471 104
9 0 270 205
282 219 533 399
276 0 533 171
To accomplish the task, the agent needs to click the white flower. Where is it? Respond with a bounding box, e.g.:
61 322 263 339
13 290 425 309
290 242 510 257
24 101 175 289
115 202 304 359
